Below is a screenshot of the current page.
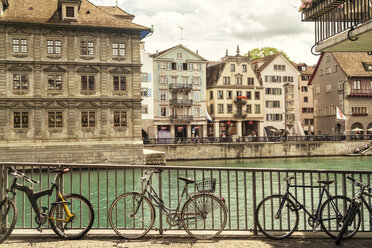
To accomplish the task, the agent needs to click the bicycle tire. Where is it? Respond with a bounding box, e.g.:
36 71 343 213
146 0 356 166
49 194 94 240
109 192 155 239
256 195 299 240
320 195 360 239
0 199 17 244
335 202 360 245
181 193 227 240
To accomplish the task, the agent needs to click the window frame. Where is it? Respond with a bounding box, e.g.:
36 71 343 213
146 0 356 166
81 111 96 128
113 111 127 127
13 111 29 129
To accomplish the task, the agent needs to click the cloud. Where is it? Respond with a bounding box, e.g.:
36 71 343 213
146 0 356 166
92 0 318 64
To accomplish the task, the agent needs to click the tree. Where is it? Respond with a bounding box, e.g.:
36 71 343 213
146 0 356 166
246 47 291 61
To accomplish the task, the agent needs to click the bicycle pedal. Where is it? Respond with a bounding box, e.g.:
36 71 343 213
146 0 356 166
37 227 42 232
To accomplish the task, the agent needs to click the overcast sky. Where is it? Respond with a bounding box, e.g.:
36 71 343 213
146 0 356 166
94 0 318 65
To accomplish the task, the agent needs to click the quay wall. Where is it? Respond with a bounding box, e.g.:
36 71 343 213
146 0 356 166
145 141 370 161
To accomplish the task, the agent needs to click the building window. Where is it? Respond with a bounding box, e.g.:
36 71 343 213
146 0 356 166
66 6 74 17
266 114 283 121
304 96 308 102
177 53 182 59
218 104 224 113
255 91 260 100
210 104 214 114
81 76 95 90
227 91 233 99
301 86 308 92
304 119 314 125
247 105 252 114
160 91 166 101
255 104 261 114
352 107 368 116
326 55 330 62
326 67 332 74
242 64 247 72
48 75 62 90
142 105 148 114
113 42 125 56
227 104 233 113
141 73 149 82
13 74 29 90
353 80 361 90
246 91 251 99
223 77 230 85
302 108 314 113
266 101 280 108
48 112 63 128
141 88 148 97
161 107 167 117
265 75 281 83
114 111 127 127
274 65 285 71
81 112 95 127
113 76 126 91
326 83 332 93
230 64 235 72
236 77 242 85
217 90 224 99
12 38 27 53
47 40 62 54
80 41 94 55
247 78 254 85
315 85 320 94
14 112 28 128
209 91 213 100
265 88 282 95
283 76 294 83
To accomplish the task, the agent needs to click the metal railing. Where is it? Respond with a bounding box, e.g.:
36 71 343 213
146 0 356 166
143 134 372 145
170 99 193 106
1 162 371 234
169 83 193 91
302 0 372 44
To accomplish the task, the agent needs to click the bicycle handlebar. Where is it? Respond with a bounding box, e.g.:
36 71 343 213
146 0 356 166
347 174 372 195
7 166 39 184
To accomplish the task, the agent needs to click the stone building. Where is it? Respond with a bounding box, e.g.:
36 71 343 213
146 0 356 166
151 44 208 140
309 52 372 136
206 47 264 137
252 53 302 137
0 0 150 164
295 63 315 136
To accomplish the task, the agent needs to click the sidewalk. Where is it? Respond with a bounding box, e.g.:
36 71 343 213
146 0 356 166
1 232 371 248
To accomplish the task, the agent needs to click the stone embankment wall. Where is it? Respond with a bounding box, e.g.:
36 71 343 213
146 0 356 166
145 141 370 161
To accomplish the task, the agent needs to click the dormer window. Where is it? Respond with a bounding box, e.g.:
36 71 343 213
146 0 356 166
66 6 74 17
302 66 306 71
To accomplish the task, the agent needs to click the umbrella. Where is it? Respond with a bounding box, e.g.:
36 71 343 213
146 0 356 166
351 127 364 132
367 128 372 132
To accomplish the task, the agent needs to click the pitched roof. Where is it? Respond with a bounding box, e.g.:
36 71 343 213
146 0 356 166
293 62 315 75
332 52 372 77
0 0 149 31
151 44 207 61
206 62 225 87
251 53 280 73
97 6 134 21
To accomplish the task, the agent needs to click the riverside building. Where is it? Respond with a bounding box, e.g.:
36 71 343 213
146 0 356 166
0 0 150 163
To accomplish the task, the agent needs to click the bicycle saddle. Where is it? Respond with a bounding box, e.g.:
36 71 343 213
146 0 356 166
178 177 195 184
51 168 70 174
317 180 334 185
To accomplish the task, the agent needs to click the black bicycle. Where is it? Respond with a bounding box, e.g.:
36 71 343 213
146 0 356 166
0 167 94 244
109 168 227 240
256 176 356 239
336 175 371 245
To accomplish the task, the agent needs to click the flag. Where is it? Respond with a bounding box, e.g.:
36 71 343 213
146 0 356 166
205 109 213 123
147 73 152 82
336 107 347 120
147 88 152 97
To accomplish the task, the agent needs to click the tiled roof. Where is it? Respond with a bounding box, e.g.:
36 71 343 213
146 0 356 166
206 62 225 87
0 0 149 31
293 62 315 75
252 53 280 73
97 6 134 20
151 44 207 61
333 52 372 77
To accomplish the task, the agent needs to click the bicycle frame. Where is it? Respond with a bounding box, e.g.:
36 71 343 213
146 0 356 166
279 183 336 223
4 170 74 225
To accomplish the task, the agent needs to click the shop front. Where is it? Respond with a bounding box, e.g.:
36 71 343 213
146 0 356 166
219 121 237 137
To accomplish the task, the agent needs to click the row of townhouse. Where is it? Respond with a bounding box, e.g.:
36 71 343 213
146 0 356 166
141 44 316 139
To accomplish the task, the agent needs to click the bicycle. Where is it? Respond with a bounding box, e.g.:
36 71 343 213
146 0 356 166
256 176 355 239
108 168 227 240
335 175 371 245
0 166 94 244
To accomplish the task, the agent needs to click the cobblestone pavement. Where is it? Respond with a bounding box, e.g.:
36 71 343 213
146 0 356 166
1 235 372 248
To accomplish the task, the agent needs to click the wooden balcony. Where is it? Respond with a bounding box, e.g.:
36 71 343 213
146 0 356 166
169 83 192 92
349 88 372 97
171 115 193 122
170 99 193 107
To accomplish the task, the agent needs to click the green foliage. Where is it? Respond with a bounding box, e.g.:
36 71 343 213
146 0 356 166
246 47 291 61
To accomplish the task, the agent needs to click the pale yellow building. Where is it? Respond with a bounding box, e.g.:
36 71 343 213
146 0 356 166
206 47 264 138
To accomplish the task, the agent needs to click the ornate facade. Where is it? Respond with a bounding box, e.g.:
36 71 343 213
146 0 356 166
0 0 150 164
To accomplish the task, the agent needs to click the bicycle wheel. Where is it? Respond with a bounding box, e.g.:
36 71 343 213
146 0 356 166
0 199 17 244
335 202 360 245
49 194 94 240
181 193 227 240
256 195 299 240
109 192 155 239
320 195 360 239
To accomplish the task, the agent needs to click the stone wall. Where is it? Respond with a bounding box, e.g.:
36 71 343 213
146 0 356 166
145 141 369 160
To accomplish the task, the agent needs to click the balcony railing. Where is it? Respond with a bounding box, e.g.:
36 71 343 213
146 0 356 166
170 99 193 106
234 113 247 119
169 83 193 91
350 88 372 96
171 115 194 122
301 0 372 43
234 98 247 105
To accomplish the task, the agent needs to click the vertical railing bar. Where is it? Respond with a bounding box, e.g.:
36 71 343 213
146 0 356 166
79 167 82 228
244 171 248 231
252 171 258 235
159 168 163 234
235 170 239 230
261 172 266 230
227 170 231 230
310 172 314 221
302 172 306 231
97 168 100 228
106 168 109 228
359 172 365 231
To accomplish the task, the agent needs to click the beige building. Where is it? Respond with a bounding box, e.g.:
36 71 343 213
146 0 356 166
0 0 150 163
309 52 372 136
206 47 264 137
152 44 208 140
296 63 315 135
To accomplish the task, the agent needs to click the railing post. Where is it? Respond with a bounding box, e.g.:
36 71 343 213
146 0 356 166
158 171 163 234
252 171 258 235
